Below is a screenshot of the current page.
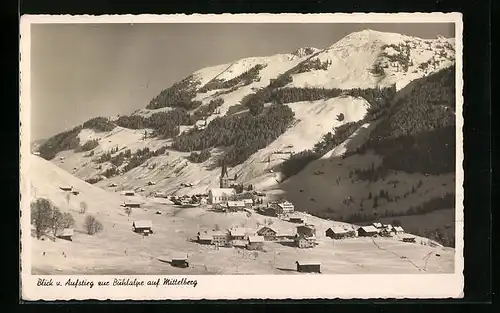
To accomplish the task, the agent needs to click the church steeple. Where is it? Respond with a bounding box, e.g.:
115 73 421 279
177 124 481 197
220 158 230 188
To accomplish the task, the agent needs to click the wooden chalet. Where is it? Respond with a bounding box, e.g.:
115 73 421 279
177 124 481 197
402 236 416 243
296 224 316 237
171 254 189 268
132 220 153 236
357 225 379 237
229 228 247 240
247 236 265 250
197 231 213 245
288 216 304 224
325 226 355 239
296 261 321 273
123 190 135 196
256 226 277 241
124 201 141 208
394 226 405 235
57 228 74 241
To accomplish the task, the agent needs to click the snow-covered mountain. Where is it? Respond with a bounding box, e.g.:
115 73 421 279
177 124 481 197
34 29 457 247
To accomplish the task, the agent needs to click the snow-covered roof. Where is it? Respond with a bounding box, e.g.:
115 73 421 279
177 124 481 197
211 231 227 237
209 188 236 197
242 199 253 204
133 220 152 229
359 225 379 233
394 226 404 232
227 201 245 207
372 222 383 228
232 240 248 247
59 228 74 237
328 226 348 234
171 254 188 261
198 233 213 241
277 201 295 209
248 236 265 243
296 260 321 266
123 190 135 194
230 228 246 237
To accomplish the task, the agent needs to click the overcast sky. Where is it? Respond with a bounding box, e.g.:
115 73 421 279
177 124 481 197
29 23 455 141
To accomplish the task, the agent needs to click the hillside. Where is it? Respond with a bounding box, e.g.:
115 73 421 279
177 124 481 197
34 29 457 249
28 154 454 274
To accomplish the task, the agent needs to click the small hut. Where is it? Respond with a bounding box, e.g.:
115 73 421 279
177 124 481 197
247 236 265 250
357 225 379 237
132 220 153 235
171 254 189 268
123 190 135 196
124 201 141 208
57 228 74 241
197 232 213 245
296 261 321 273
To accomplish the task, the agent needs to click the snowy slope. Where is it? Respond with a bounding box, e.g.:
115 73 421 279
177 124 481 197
287 29 455 91
29 151 454 275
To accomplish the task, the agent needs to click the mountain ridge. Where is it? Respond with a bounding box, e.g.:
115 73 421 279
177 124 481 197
34 29 457 247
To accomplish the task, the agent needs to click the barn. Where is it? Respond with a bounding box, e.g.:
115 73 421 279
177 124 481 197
288 216 304 224
325 226 352 239
123 190 135 196
357 225 379 237
133 220 153 235
57 228 74 241
296 224 316 237
247 236 265 250
171 254 189 268
257 226 277 241
402 236 416 243
296 261 321 273
124 202 141 208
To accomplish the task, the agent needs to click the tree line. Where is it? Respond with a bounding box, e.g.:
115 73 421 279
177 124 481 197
147 75 202 110
361 65 456 174
198 64 266 93
172 104 295 166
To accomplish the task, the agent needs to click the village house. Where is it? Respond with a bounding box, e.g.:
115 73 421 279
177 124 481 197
171 254 189 268
242 199 254 209
274 201 295 215
402 236 416 243
124 201 141 208
257 226 277 241
229 228 247 240
59 186 73 192
208 188 236 204
226 201 246 212
357 225 379 237
380 224 395 236
294 234 318 249
372 222 384 229
296 261 321 273
247 236 265 250
57 228 74 241
288 216 304 224
296 224 316 237
394 226 405 235
325 226 355 239
211 231 230 247
197 231 213 245
132 220 153 235
232 240 248 249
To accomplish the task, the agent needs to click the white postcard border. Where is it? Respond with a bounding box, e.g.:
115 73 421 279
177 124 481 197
19 12 464 301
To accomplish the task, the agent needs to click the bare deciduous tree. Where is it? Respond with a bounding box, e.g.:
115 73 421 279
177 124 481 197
61 212 76 228
30 198 53 239
84 214 104 235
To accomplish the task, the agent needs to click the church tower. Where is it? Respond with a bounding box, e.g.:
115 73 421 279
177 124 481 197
220 159 230 188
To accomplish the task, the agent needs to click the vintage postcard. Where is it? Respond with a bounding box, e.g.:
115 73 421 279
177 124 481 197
20 13 464 300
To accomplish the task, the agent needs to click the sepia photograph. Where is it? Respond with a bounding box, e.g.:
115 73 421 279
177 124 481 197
20 13 464 300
